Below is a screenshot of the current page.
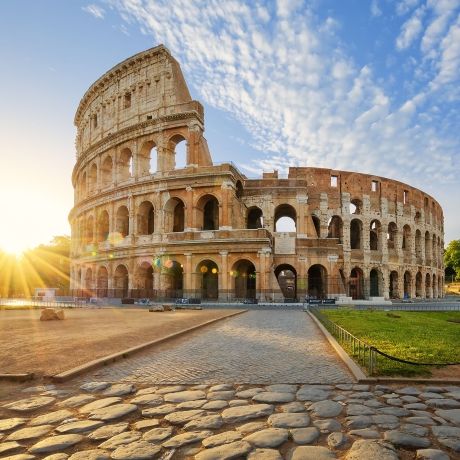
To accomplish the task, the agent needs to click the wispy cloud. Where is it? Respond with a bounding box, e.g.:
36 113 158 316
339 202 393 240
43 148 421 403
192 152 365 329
396 6 425 49
371 0 382 17
82 4 105 19
107 0 460 189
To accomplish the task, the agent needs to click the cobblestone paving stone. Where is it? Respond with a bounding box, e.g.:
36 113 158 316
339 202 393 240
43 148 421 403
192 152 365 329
78 311 353 384
1 382 459 459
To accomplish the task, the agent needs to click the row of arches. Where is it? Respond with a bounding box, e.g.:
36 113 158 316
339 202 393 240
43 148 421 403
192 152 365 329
77 195 221 244
76 136 187 199
73 258 444 301
73 258 258 300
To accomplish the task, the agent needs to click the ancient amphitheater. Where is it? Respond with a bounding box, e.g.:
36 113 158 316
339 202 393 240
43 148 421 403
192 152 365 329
70 45 444 302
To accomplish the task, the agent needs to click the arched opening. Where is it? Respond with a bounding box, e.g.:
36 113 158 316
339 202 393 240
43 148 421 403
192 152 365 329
164 198 185 232
311 215 321 238
138 140 157 175
232 259 256 300
389 271 399 299
404 271 412 299
415 230 422 259
89 163 97 193
97 211 109 242
433 274 437 298
349 267 364 299
115 206 130 238
402 225 411 251
275 264 297 300
136 262 154 298
168 134 187 170
114 265 129 298
159 259 183 298
425 231 431 262
432 234 437 264
247 207 263 229
350 219 362 249
425 273 432 298
416 272 423 297
197 195 219 231
118 148 133 182
369 268 380 297
387 223 398 250
274 204 296 232
84 268 93 295
85 216 94 244
101 156 113 188
97 266 108 297
327 216 343 242
307 265 327 299
197 260 219 300
137 201 154 235
438 275 442 298
350 199 362 214
369 220 381 251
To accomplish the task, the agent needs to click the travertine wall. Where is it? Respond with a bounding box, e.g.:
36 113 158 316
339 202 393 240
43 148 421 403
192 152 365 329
70 46 444 301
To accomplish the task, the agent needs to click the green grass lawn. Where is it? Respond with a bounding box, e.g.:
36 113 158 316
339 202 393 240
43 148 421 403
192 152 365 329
320 309 460 377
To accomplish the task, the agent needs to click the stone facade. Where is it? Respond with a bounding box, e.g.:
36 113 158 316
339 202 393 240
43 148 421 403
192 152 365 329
69 45 444 301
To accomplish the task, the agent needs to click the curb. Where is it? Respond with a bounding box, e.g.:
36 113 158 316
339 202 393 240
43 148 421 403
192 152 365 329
307 310 367 382
359 377 460 385
51 309 247 383
0 373 34 382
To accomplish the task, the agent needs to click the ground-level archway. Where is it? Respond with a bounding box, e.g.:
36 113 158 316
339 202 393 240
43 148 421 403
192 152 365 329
369 268 381 297
160 259 183 298
113 264 129 298
197 260 219 300
232 259 256 300
349 267 364 300
307 264 327 299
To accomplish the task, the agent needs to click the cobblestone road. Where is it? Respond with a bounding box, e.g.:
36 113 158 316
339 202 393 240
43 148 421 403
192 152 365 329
81 310 354 384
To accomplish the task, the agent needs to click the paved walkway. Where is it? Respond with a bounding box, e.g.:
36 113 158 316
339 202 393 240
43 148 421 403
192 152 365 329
80 310 354 384
1 382 458 459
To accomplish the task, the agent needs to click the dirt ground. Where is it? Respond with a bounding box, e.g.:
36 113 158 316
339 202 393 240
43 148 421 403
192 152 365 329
0 307 241 377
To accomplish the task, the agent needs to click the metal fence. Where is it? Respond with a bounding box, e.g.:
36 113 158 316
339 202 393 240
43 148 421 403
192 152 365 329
0 298 82 308
309 307 377 375
308 306 460 376
314 303 460 311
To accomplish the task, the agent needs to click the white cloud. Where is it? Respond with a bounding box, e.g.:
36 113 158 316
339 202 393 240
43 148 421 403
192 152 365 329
396 0 420 16
82 4 105 19
106 0 460 192
371 0 382 17
431 14 460 88
396 6 425 49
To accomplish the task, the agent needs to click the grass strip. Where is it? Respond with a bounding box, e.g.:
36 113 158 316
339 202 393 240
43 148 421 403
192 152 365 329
320 309 460 377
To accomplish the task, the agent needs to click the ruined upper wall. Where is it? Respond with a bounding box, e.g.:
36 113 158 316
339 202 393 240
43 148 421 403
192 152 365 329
245 166 444 228
74 45 201 156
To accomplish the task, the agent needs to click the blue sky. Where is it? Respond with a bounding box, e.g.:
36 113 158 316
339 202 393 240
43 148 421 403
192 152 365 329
0 0 459 252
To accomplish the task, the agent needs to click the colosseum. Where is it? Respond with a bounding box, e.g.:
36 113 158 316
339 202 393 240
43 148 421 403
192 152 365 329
70 45 445 303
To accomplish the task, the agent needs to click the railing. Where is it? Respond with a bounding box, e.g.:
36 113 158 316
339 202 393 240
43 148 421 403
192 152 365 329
308 306 460 376
0 298 82 308
309 306 377 375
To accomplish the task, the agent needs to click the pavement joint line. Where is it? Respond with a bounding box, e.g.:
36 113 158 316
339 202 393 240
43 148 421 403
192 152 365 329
50 309 247 383
306 310 366 382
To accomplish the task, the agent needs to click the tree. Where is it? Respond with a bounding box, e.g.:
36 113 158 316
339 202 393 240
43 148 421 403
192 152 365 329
444 240 460 281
